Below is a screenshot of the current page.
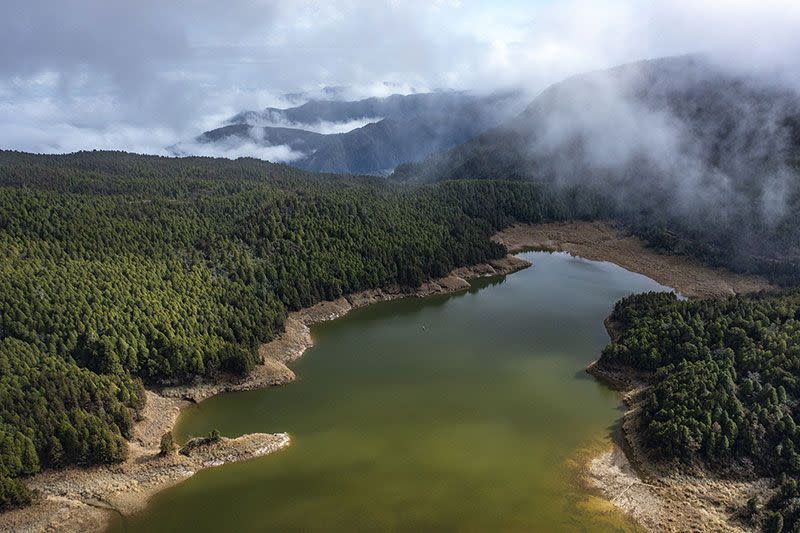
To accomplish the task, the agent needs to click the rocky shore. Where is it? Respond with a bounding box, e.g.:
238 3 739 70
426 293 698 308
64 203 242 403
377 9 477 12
584 319 771 532
0 387 291 533
492 221 777 532
8 217 771 533
0 254 530 533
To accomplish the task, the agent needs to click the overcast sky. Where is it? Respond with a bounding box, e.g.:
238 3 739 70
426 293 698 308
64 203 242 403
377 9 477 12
2 0 799 156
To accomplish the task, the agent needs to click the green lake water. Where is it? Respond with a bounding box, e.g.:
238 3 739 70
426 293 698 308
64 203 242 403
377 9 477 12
110 252 669 532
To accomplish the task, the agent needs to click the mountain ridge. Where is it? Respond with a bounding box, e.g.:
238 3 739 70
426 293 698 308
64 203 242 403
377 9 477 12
392 55 800 284
180 90 526 175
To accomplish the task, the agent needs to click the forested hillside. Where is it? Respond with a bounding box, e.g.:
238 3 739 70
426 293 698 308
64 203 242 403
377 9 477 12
600 290 800 530
393 56 800 286
0 150 583 510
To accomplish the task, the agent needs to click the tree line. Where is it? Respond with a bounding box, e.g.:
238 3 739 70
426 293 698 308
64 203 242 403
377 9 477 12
602 290 800 530
0 150 587 510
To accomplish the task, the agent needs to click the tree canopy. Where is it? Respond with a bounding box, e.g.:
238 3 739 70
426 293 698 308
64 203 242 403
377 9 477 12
602 290 800 530
0 150 584 510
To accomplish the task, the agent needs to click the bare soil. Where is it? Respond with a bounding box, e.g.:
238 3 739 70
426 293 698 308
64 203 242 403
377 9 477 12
585 352 771 531
494 221 775 298
494 221 777 532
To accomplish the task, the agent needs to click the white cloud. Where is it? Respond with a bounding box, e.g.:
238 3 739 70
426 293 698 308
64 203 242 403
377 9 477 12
171 126 307 163
173 140 306 163
240 116 383 134
1 0 799 156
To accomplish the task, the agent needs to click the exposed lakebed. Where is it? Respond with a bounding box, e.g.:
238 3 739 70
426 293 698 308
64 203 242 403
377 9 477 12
111 252 669 532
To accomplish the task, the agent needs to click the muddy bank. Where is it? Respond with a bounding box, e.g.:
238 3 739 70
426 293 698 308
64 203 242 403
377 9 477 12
0 254 529 533
494 221 775 298
584 353 770 531
540 221 777 532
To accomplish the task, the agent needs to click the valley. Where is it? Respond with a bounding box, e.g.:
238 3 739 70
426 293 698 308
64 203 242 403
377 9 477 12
0 212 775 532
2 14 800 530
111 251 665 532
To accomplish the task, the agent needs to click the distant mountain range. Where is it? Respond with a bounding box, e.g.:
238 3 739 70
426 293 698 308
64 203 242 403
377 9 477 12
176 91 526 175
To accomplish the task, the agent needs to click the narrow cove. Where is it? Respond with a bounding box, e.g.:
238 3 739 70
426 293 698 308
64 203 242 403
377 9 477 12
110 252 670 532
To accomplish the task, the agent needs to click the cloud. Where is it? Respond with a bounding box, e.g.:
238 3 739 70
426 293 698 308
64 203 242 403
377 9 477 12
1 0 799 157
513 54 799 250
173 140 306 163
237 116 383 134
172 126 306 163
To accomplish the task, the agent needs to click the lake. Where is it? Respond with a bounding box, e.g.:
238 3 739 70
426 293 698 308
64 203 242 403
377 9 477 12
111 251 669 532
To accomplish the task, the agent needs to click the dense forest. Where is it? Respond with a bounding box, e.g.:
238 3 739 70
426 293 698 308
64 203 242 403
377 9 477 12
0 150 589 510
600 290 800 530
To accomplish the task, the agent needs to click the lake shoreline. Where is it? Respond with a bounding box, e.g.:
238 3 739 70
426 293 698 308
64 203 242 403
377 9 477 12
0 254 530 533
493 220 776 298
584 356 772 532
2 220 776 533
584 309 772 530
493 220 777 531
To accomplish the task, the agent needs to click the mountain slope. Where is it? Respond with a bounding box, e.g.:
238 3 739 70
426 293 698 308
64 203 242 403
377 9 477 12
393 56 800 284
229 91 492 125
183 91 525 175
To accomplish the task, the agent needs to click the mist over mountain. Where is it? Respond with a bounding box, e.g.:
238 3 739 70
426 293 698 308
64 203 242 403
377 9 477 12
393 55 800 283
177 91 526 175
